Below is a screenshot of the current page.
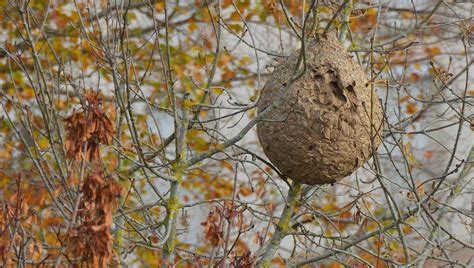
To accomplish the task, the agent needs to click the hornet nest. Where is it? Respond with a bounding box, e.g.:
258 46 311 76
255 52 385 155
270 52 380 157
257 34 383 185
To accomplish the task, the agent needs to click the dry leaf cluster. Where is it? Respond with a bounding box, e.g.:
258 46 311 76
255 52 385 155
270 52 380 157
64 91 114 161
200 202 252 267
62 91 120 266
228 250 254 268
0 178 37 266
201 207 225 248
64 170 121 266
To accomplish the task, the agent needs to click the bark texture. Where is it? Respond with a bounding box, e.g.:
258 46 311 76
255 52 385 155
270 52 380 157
257 33 383 185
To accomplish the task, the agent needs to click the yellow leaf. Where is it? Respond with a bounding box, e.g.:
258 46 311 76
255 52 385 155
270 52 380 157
322 203 337 212
229 11 240 21
182 98 196 109
401 11 414 19
366 221 378 231
324 229 333 237
38 138 49 150
7 88 15 97
239 55 251 65
389 240 399 250
249 94 257 102
188 22 198 32
45 233 58 245
155 2 164 12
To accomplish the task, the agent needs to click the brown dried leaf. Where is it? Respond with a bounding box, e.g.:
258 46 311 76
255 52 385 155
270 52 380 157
64 91 115 161
201 209 224 247
64 170 121 266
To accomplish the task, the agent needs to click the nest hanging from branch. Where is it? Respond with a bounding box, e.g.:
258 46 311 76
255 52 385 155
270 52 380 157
257 34 383 185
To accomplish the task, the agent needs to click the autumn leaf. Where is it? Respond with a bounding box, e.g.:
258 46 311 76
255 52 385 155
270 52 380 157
406 102 418 114
201 208 224 247
21 87 35 100
220 160 234 171
410 72 420 82
425 47 441 56
64 170 121 266
424 150 433 159
239 186 252 196
155 2 165 12
64 91 114 161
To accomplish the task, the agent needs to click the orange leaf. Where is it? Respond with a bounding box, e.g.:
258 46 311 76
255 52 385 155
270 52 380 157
271 256 285 266
221 70 236 81
339 211 352 219
188 22 198 32
239 186 252 197
22 87 35 100
425 47 441 56
5 100 13 112
406 103 418 114
155 2 164 12
424 150 433 159
402 225 413 234
367 8 378 24
410 72 420 82
229 11 241 21
399 95 410 103
220 160 234 171
326 263 345 268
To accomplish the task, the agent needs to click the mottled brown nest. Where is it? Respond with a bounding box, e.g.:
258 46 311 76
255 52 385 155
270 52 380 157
257 34 383 185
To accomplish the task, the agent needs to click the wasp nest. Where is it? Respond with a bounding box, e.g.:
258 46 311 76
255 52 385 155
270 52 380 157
257 34 383 185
